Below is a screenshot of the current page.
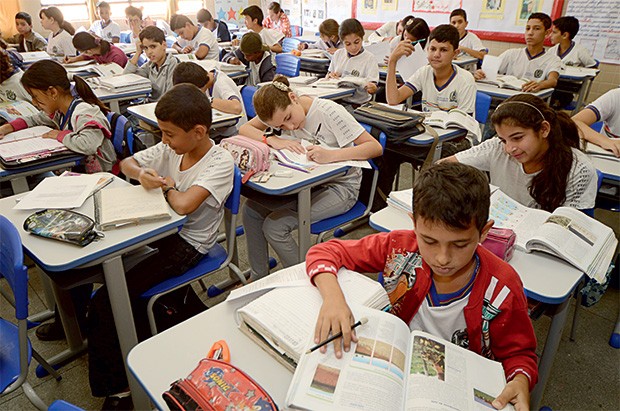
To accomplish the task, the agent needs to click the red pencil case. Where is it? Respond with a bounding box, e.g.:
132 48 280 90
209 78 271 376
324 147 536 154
482 227 517 262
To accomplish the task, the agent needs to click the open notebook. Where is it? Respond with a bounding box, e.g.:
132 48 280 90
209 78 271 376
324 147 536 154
94 185 171 230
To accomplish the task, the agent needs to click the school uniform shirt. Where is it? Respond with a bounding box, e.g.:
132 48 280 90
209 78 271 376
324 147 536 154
497 47 561 81
248 51 276 86
123 53 179 101
89 19 121 42
9 99 115 173
133 142 234 254
586 88 620 138
177 26 219 60
548 42 597 68
404 64 476 114
329 48 379 105
306 230 539 390
368 21 398 43
206 70 247 137
459 31 486 57
307 38 342 52
0 70 31 103
389 35 402 52
87 44 128 67
257 27 285 48
287 98 365 198
46 29 77 56
455 137 597 209
8 31 47 52
262 13 292 38
212 19 231 42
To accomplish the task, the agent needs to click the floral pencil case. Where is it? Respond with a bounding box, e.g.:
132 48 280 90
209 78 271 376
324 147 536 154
23 209 102 247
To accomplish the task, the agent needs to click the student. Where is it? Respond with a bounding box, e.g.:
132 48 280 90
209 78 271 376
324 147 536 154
123 26 179 101
475 13 561 92
328 18 380 106
572 88 620 157
0 60 115 173
368 20 400 43
297 18 342 54
170 14 219 60
88 1 121 43
262 2 292 38
446 94 597 211
449 8 487 60
172 62 247 139
64 32 128 67
39 6 77 57
548 16 596 67
7 12 47 52
197 8 231 42
125 6 173 42
222 32 276 86
388 16 417 52
0 49 30 104
241 5 284 53
239 76 382 279
305 162 538 411
87 84 234 408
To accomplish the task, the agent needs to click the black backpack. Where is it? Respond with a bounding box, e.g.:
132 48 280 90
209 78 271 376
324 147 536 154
353 102 425 145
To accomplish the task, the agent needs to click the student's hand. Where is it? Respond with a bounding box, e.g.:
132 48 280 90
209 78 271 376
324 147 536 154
182 45 194 54
268 136 305 154
0 124 14 139
138 168 166 189
365 82 378 94
64 56 75 64
306 145 334 163
493 374 530 411
389 41 414 64
600 138 620 157
134 37 143 53
229 57 242 65
521 80 543 92
327 72 341 79
474 69 486 80
42 130 60 140
162 176 176 189
326 47 338 55
231 38 240 46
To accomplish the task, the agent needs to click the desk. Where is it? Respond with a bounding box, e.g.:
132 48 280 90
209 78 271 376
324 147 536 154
454 55 478 71
128 300 292 410
0 177 187 410
127 103 242 130
475 82 554 102
93 86 152 112
558 67 599 114
293 35 319 43
369 207 584 410
0 155 82 195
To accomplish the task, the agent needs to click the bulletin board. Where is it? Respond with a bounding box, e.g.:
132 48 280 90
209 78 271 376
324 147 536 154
348 0 565 43
566 0 620 65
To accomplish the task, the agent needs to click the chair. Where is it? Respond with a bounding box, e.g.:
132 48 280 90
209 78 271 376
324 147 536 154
282 37 302 53
475 91 492 127
0 216 61 410
290 25 303 37
48 400 84 410
241 85 257 119
119 31 131 44
141 167 246 334
275 53 301 77
106 112 135 159
310 124 387 242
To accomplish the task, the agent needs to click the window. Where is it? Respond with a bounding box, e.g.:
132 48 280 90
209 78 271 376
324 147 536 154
40 0 89 23
105 0 168 20
176 1 204 16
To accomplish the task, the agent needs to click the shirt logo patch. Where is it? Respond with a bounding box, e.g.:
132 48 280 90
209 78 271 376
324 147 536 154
449 91 458 102
350 69 360 77
534 69 543 78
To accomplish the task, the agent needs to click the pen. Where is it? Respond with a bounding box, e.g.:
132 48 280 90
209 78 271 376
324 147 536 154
305 317 368 354
313 123 322 144
277 161 310 174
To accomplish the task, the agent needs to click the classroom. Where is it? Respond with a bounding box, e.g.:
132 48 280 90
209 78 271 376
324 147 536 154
0 0 618 410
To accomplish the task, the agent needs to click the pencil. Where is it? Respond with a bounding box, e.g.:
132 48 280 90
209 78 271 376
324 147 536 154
305 317 368 354
277 161 310 174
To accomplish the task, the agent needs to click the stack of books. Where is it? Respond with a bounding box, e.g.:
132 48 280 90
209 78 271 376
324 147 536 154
98 73 152 92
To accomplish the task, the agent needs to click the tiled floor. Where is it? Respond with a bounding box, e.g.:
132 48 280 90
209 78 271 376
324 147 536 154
1 165 619 411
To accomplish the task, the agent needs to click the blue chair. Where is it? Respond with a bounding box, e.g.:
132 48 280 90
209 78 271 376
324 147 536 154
241 85 257 119
282 37 301 53
310 124 387 242
275 53 301 77
0 216 61 410
119 31 131 44
106 112 134 158
48 400 85 410
475 91 492 127
141 167 246 334
590 121 604 133
290 25 303 37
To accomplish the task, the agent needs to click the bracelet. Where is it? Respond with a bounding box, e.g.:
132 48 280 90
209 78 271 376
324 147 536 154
163 186 177 201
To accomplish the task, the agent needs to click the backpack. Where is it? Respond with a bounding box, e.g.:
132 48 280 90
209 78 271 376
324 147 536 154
106 112 135 159
220 135 270 183
352 102 425 145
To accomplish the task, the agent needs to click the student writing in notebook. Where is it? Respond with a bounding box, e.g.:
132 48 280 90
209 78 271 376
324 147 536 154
239 76 382 280
572 88 620 157
64 32 128 67
88 84 234 408
170 14 219 60
7 12 47 52
306 162 538 410
297 19 342 54
39 6 76 57
0 60 115 173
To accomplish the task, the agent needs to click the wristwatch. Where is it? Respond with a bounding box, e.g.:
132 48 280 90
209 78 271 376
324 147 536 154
163 185 177 201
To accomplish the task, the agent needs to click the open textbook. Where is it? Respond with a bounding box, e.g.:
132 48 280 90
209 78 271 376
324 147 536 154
586 140 620 160
273 139 372 170
477 75 527 91
314 77 369 89
65 62 124 78
0 100 39 122
94 185 171 230
423 109 481 143
233 264 390 371
286 304 513 411
489 189 617 283
0 126 69 163
98 73 152 92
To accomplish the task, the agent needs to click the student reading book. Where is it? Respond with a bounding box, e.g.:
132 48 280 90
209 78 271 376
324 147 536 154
297 19 342 55
170 14 219 61
222 32 276 86
306 162 538 410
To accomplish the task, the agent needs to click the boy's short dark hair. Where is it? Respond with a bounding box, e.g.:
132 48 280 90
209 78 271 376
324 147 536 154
553 16 579 39
125 6 142 20
172 62 209 88
339 18 364 39
413 162 490 232
528 12 552 30
449 8 467 21
139 26 165 43
96 1 110 9
155 84 212 132
196 8 212 24
429 24 459 50
170 14 194 31
15 12 32 25
241 6 264 26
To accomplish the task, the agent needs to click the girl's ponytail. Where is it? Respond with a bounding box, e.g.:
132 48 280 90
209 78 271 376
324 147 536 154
73 76 109 114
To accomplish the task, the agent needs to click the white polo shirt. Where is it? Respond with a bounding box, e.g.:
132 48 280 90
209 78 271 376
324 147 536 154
548 42 597 68
206 70 247 137
497 48 561 81
329 48 380 104
89 19 121 42
459 31 486 56
257 27 284 47
405 64 476 114
178 26 219 60
47 29 76 56
587 88 620 138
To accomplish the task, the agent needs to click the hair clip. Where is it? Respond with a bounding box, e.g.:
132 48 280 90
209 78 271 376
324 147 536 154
271 81 289 92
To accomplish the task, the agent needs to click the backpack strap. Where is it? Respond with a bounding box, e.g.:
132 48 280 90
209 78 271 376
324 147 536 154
420 125 440 171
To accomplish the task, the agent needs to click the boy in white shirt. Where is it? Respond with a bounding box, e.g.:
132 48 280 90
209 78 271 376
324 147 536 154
240 6 284 54
449 9 487 60
88 1 120 43
170 14 219 60
475 12 561 92
573 88 620 157
549 16 596 67
368 20 400 43
328 18 379 106
172 62 247 140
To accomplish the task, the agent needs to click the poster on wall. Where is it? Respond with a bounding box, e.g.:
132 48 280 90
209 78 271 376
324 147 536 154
362 0 378 15
567 0 620 65
216 0 249 27
413 0 462 13
382 0 398 12
281 0 302 26
302 0 326 31
480 0 505 19
515 0 542 26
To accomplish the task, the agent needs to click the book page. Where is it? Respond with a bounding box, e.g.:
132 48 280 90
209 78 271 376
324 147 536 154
226 262 312 303
273 140 372 170
586 140 620 158
15 175 101 210
0 126 68 161
481 55 501 81
96 185 171 229
405 331 512 411
497 75 526 90
0 101 40 122
286 305 411 411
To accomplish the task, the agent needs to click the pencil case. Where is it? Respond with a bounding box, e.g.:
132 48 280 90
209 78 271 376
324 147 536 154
23 209 102 247
481 227 516 262
220 135 271 179
162 358 278 411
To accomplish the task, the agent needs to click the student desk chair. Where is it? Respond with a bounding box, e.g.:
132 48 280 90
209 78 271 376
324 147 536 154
282 37 302 53
275 53 301 77
241 85 257 119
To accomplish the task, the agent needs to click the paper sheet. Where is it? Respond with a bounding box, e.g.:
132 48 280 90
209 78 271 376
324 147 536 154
395 43 427 81
365 41 392 66
15 175 102 210
481 55 501 81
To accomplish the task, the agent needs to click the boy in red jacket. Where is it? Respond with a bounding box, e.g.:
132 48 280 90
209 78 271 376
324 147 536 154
306 162 537 411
